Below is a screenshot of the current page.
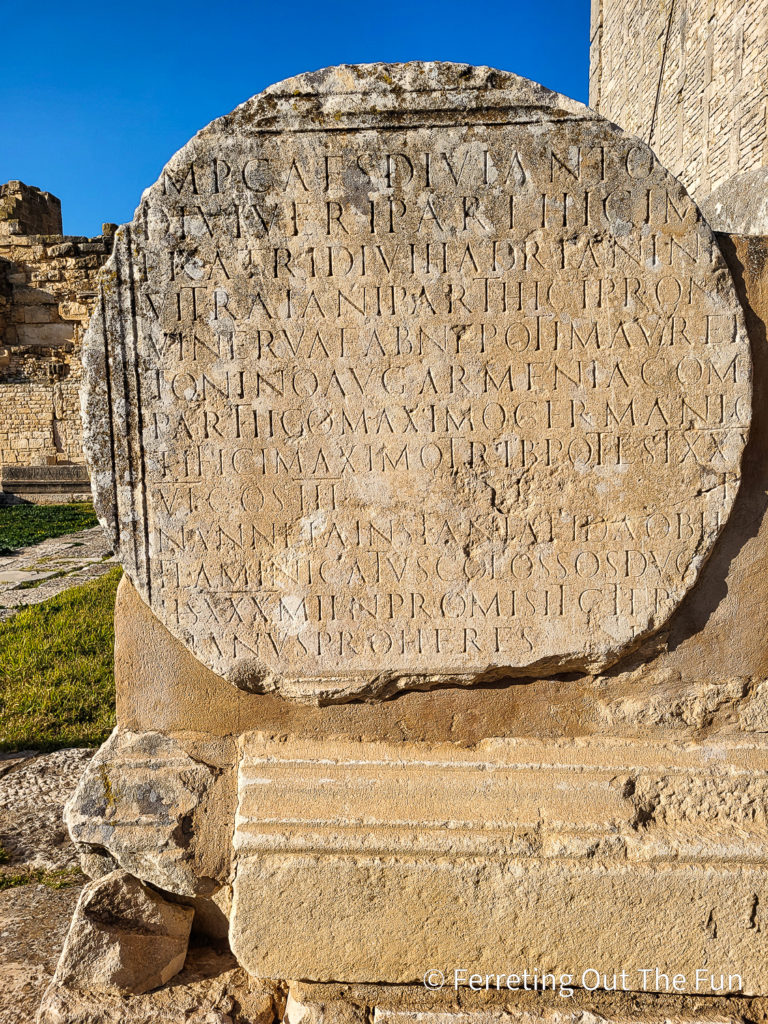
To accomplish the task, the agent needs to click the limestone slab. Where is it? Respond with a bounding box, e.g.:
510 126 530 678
82 62 751 702
231 733 768 992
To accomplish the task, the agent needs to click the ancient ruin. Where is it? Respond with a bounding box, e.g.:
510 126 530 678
34 58 768 1022
83 65 751 699
0 180 114 501
590 0 768 233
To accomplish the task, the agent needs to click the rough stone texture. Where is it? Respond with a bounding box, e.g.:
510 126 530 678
700 169 768 236
0 747 255 1024
52 870 193 995
55 60 768 1013
0 181 62 237
106 232 768 748
0 746 90 1024
0 748 93 875
590 0 768 205
66 214 768 1006
371 1013 741 1024
0 181 115 471
0 882 84 1024
286 991 366 1024
83 62 750 701
230 732 768 990
65 728 233 896
287 982 768 1024
37 947 279 1024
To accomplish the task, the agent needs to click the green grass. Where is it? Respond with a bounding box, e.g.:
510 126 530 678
0 568 120 751
0 502 99 555
0 867 83 891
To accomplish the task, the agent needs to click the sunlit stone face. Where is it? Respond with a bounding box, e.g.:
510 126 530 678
83 63 751 702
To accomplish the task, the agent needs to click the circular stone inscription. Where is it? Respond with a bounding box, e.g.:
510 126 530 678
84 63 752 702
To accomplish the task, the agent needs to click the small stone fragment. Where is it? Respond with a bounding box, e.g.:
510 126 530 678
52 869 193 995
37 946 278 1024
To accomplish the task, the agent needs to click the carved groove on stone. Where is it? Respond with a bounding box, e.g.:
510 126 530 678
83 62 753 701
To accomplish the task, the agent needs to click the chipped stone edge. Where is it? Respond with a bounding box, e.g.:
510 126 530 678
80 61 754 704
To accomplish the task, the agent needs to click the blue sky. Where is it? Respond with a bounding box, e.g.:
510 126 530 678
0 1 590 237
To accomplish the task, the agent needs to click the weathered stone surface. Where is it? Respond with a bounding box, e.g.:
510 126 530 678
700 170 768 236
371 1014 740 1024
52 870 193 995
0 748 93 874
0 881 83 1024
65 728 232 896
0 181 61 237
231 732 768 990
0 747 90 1022
590 0 768 205
289 979 768 1024
38 946 278 1024
286 990 366 1024
64 230 768 1001
0 181 114 473
83 62 751 702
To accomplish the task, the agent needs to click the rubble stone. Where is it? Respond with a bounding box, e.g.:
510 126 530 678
65 729 232 897
51 870 193 995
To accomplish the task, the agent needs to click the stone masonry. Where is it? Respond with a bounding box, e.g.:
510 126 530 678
0 181 115 471
590 0 768 205
56 64 768 1019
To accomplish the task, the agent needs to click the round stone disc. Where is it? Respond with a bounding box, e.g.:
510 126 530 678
83 62 752 702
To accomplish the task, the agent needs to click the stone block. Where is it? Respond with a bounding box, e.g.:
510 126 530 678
16 322 73 347
47 242 76 258
229 732 768 992
23 305 56 323
12 286 57 306
65 728 234 896
52 870 193 995
287 990 367 1024
58 300 88 321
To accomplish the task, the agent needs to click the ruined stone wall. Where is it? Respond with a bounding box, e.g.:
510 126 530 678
0 180 62 236
0 259 11 350
590 0 768 203
0 182 115 467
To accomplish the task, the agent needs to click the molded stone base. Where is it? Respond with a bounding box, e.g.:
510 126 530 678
231 733 768 992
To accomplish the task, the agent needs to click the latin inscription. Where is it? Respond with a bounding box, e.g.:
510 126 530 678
84 67 751 697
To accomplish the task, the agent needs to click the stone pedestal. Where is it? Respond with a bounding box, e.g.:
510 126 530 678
50 63 768 1022
64 226 768 1012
